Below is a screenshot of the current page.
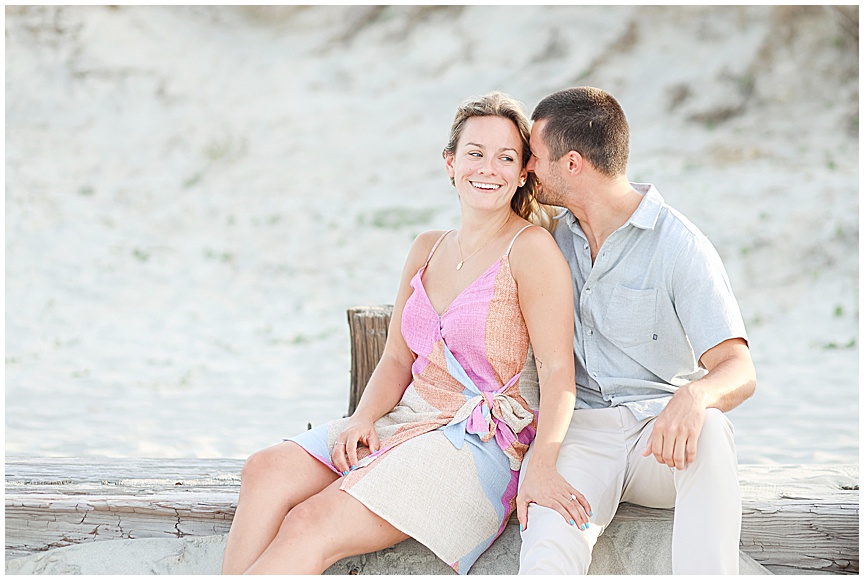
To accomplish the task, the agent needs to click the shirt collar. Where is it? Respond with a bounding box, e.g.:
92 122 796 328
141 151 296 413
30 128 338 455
553 182 664 232
626 182 663 230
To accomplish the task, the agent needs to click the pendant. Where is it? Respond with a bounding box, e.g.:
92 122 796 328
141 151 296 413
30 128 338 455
456 260 464 271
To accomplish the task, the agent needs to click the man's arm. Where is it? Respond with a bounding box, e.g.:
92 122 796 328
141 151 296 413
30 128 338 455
641 337 755 469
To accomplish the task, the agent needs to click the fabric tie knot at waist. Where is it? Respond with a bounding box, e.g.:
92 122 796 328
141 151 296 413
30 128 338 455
439 343 534 469
443 381 533 470
451 390 534 442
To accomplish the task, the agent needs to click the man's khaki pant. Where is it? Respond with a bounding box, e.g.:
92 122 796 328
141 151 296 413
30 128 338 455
518 406 741 574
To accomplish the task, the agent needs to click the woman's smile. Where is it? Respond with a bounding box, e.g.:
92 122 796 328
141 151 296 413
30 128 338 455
469 181 502 191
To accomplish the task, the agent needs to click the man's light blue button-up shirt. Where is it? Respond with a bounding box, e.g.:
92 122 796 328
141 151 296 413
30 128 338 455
554 182 748 420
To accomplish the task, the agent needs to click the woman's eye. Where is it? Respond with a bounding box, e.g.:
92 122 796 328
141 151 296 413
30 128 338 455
468 151 482 158
501 156 514 162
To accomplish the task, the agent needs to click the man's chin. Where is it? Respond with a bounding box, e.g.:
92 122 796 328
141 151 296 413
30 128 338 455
535 187 559 206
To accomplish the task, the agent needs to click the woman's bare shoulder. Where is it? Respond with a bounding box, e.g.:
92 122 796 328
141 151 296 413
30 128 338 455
403 229 450 271
508 224 568 276
510 223 560 254
414 229 449 246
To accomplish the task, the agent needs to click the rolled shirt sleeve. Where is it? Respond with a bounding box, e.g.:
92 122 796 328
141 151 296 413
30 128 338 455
669 233 748 365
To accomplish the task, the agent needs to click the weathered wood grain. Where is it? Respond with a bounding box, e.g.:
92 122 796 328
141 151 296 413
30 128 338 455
5 457 241 559
347 305 393 415
5 458 858 574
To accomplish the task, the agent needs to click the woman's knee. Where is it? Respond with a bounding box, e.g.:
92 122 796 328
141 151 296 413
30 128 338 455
240 443 301 487
272 496 338 554
282 498 317 530
242 447 275 483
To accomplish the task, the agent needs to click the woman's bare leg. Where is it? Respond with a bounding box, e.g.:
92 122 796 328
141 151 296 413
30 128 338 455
221 441 338 575
243 477 409 574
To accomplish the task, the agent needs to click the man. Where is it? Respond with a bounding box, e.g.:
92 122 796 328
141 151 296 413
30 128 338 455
514 87 756 574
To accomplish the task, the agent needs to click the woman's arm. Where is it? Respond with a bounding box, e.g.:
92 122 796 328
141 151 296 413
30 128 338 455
330 231 443 473
509 226 592 531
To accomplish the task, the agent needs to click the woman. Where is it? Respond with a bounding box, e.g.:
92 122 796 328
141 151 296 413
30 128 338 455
221 92 591 575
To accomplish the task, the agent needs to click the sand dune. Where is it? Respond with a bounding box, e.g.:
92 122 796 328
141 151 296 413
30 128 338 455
5 6 858 463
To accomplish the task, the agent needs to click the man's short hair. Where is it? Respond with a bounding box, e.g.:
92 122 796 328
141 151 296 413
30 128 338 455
531 87 629 176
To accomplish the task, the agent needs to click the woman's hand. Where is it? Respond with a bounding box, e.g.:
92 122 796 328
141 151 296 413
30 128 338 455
516 463 591 532
330 416 381 475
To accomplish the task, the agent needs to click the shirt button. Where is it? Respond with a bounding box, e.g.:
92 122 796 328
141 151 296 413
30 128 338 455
583 244 589 251
586 328 593 336
584 287 591 294
591 372 598 378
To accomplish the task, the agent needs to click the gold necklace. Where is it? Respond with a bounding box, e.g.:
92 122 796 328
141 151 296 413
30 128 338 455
455 214 511 271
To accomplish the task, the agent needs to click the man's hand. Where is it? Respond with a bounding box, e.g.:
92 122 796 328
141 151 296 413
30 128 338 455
641 384 705 470
642 337 755 470
516 463 592 531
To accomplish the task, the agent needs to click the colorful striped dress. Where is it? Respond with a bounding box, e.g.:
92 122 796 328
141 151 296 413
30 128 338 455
289 225 539 574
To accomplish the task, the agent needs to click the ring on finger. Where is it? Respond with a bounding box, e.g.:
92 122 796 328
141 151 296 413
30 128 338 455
334 442 346 446
569 494 577 502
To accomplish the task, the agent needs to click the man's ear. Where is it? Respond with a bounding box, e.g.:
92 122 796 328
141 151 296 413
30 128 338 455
565 151 584 175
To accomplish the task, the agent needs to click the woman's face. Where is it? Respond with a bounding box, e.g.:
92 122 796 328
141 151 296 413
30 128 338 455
444 116 527 212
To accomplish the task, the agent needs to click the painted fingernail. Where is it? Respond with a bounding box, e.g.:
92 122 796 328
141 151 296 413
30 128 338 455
589 510 593 517
569 519 575 526
581 524 586 530
519 524 524 532
586 523 590 529
350 465 358 471
341 470 349 476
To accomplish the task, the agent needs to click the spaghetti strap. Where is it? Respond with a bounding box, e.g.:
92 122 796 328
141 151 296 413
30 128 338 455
505 224 535 256
425 230 453 266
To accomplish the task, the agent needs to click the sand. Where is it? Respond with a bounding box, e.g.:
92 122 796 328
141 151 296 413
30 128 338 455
4 6 859 464
5 526 771 575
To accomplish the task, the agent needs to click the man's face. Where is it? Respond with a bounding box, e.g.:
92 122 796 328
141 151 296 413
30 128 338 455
528 119 568 206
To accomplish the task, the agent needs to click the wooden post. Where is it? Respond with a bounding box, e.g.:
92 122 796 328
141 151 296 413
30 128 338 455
347 305 393 415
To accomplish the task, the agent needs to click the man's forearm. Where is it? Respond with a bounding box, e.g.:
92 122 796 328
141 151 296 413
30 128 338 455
689 339 756 413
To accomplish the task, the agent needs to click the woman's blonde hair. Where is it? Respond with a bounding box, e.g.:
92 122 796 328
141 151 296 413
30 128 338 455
443 91 558 232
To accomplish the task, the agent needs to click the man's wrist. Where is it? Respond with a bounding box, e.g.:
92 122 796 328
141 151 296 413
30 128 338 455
676 381 709 409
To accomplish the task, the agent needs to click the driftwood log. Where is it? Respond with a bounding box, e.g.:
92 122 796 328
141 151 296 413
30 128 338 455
4 306 860 575
4 458 859 574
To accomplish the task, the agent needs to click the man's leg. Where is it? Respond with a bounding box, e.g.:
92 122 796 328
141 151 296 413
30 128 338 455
622 408 741 574
518 408 630 574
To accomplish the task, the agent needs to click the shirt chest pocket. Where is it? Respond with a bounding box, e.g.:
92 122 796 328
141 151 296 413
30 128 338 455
601 285 658 348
